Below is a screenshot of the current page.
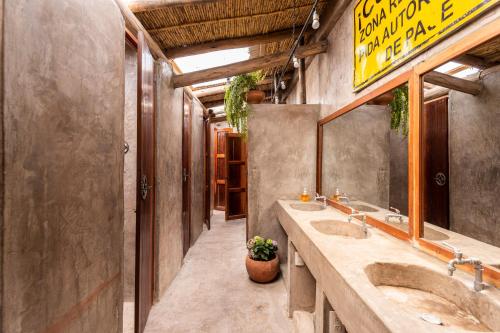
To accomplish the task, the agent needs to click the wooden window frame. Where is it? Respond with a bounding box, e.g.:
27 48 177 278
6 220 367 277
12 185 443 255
412 18 500 287
316 18 500 287
316 70 413 242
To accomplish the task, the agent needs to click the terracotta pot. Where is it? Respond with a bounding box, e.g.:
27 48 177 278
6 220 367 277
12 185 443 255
245 255 280 283
246 90 265 104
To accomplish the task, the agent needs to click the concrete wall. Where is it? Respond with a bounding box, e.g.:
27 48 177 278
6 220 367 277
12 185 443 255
154 60 185 298
248 104 320 260
321 105 390 207
448 70 500 247
2 1 124 332
389 130 409 216
287 1 499 119
123 43 137 302
190 100 206 245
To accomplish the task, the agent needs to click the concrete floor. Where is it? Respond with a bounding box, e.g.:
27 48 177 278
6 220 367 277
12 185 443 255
141 210 292 333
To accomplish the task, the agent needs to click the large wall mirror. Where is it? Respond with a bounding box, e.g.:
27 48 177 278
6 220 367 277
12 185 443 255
318 75 412 239
417 34 500 268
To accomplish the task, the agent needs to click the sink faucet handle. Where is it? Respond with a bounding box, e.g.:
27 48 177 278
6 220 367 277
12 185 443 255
389 207 400 214
441 242 462 258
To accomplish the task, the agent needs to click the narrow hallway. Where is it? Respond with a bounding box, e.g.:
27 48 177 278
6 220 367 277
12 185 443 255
143 211 292 333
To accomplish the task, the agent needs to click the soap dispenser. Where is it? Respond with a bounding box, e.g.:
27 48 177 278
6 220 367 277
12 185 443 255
300 187 311 202
332 187 341 201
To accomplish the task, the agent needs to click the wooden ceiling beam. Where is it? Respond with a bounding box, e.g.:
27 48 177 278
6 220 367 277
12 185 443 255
424 71 482 95
128 0 219 12
194 74 292 98
453 54 494 70
198 83 275 103
167 29 302 58
173 40 328 87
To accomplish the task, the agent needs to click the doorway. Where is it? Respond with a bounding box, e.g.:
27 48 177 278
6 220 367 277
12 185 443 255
423 96 450 230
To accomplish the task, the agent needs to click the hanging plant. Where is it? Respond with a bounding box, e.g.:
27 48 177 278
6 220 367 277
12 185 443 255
389 84 409 137
224 71 264 137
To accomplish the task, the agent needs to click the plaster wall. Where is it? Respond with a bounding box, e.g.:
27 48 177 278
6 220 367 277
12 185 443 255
448 70 500 247
321 105 390 207
154 60 184 298
389 130 409 215
287 1 499 119
247 104 320 260
123 42 137 302
2 1 124 332
190 100 206 245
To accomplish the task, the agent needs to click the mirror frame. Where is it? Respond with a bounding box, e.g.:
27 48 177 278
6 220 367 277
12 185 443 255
316 70 414 241
316 18 500 287
412 18 500 287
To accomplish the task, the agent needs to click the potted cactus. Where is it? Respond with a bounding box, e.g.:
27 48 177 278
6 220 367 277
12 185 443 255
245 236 279 283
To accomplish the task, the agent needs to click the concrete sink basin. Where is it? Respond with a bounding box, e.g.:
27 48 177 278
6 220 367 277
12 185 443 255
364 262 500 332
348 203 378 212
310 220 368 239
290 203 326 211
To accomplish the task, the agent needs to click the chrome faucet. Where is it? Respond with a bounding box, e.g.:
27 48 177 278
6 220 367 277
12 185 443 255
338 194 350 203
315 193 327 206
348 209 367 237
385 207 403 224
442 242 484 292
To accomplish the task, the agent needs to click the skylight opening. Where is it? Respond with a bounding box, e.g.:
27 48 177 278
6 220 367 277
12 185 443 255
174 47 250 87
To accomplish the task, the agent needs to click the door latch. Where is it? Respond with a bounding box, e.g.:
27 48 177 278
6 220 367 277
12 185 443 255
140 175 152 200
434 172 447 186
183 168 189 182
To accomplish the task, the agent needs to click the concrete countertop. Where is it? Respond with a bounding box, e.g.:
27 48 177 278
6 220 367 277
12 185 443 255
276 200 500 333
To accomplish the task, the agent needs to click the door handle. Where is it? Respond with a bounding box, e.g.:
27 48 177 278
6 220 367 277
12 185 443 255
140 175 152 200
434 172 447 186
183 168 189 182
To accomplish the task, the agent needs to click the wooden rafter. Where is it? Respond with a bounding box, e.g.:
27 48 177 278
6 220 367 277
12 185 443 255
424 71 482 95
454 54 493 70
167 29 303 58
194 74 292 98
173 40 328 87
198 83 275 103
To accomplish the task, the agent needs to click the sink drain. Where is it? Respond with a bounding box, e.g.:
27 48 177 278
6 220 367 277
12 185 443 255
420 313 443 325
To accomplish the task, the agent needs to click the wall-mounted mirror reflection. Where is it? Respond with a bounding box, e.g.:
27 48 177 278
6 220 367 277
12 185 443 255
421 35 500 266
321 83 410 233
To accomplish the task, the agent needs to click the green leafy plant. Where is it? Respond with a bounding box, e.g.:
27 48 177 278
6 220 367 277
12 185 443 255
224 71 264 137
246 236 278 261
389 84 409 137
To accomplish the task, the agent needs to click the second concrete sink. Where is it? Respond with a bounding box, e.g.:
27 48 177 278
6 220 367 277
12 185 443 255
290 203 326 211
310 220 368 239
364 262 499 332
348 203 379 212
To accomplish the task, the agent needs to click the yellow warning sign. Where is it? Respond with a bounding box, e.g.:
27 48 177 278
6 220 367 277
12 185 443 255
353 0 499 91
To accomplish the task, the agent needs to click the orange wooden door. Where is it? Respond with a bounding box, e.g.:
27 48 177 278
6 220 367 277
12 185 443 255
225 133 247 221
214 128 231 210
135 31 155 333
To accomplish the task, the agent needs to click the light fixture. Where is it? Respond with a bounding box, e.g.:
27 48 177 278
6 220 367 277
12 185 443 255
293 56 300 68
280 81 286 90
312 9 320 30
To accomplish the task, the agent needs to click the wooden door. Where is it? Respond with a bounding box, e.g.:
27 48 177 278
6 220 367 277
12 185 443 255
135 32 155 333
225 133 247 220
214 128 231 210
204 116 211 230
182 92 192 255
423 97 450 229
